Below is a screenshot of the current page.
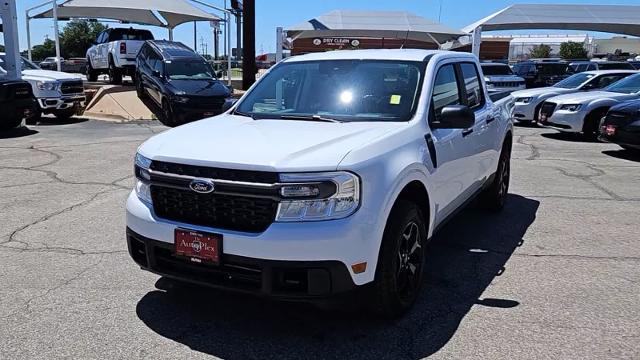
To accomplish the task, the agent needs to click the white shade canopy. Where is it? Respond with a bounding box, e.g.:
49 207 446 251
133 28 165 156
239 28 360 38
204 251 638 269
32 0 221 29
463 4 640 37
288 10 465 45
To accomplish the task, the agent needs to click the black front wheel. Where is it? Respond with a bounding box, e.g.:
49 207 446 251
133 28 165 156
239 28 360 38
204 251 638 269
480 139 511 211
109 59 123 85
372 200 427 318
86 60 98 82
161 100 177 127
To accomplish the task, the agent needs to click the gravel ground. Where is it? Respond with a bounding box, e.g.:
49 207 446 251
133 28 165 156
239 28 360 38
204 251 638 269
0 119 638 360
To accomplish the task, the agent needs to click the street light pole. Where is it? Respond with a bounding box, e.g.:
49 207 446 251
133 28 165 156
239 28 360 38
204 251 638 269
52 0 62 71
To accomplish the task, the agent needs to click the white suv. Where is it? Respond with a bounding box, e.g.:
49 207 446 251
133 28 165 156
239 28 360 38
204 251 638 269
86 28 154 84
126 50 514 316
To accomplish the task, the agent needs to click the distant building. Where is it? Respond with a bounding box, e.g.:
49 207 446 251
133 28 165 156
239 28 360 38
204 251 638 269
593 37 640 58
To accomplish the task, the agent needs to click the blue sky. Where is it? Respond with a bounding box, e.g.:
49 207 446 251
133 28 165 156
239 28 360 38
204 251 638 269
6 0 640 55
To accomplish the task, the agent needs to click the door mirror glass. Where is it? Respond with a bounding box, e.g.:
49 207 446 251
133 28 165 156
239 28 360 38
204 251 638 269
434 105 475 129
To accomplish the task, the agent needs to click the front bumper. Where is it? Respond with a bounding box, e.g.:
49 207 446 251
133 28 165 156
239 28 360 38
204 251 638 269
512 101 540 121
540 110 586 132
127 228 356 298
38 95 86 112
126 191 381 288
170 101 226 123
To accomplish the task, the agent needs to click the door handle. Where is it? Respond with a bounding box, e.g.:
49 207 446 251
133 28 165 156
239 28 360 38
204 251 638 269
462 128 474 137
486 117 496 124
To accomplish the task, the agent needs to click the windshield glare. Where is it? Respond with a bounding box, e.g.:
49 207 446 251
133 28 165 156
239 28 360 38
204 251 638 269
235 60 425 122
482 65 513 76
166 61 215 80
554 73 594 89
605 74 640 94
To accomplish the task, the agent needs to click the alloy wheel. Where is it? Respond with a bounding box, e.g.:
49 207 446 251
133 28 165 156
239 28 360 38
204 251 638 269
396 221 423 301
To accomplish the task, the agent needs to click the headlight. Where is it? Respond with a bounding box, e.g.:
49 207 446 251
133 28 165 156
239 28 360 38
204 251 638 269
516 97 532 103
134 153 152 203
172 96 190 103
276 172 360 221
559 104 582 112
36 81 58 91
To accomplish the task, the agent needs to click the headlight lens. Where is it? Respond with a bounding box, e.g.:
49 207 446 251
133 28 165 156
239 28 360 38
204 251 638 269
37 81 58 91
276 172 360 221
172 96 190 103
560 104 582 112
134 153 152 203
516 97 532 103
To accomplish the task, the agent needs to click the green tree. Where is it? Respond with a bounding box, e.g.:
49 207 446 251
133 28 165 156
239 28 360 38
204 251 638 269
559 41 588 60
529 44 552 59
59 20 108 58
31 38 56 61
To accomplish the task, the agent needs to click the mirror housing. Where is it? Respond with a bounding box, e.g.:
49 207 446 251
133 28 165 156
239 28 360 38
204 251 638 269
216 70 224 79
433 105 475 129
222 98 238 112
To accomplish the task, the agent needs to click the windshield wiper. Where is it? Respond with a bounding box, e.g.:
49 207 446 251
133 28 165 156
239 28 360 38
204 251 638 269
278 114 342 123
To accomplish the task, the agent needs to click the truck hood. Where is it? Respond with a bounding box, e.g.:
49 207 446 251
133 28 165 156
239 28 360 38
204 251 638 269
512 87 574 98
548 90 634 104
21 69 82 82
139 114 404 172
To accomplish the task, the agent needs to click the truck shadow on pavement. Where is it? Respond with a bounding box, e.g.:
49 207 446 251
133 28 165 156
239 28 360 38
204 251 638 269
136 194 539 359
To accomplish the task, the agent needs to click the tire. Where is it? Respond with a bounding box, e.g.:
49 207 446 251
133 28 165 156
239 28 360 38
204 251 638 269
480 139 511 211
135 74 146 99
86 59 98 82
1 115 24 130
161 100 177 127
372 200 427 318
53 109 77 121
582 109 607 141
108 56 123 85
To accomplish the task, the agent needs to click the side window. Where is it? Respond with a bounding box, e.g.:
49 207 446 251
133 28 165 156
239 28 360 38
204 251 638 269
596 75 624 88
588 64 597 71
431 64 461 120
96 32 105 44
459 63 485 110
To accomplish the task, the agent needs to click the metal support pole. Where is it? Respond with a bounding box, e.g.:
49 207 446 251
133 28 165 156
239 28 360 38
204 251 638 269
236 12 241 60
1 0 21 80
26 13 33 61
52 0 62 71
168 28 173 41
471 26 482 59
242 0 256 90
275 27 283 63
227 12 232 86
213 24 219 59
193 21 197 51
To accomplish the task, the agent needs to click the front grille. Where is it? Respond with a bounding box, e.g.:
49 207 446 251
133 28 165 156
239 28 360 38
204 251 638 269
491 81 525 88
150 161 279 183
604 112 633 126
60 80 84 95
540 102 557 117
151 185 278 233
188 96 226 109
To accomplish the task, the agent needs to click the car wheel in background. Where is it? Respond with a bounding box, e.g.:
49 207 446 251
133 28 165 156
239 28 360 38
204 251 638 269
53 109 77 121
583 109 607 141
108 57 123 85
0 115 24 130
161 100 176 127
372 199 427 318
480 138 512 211
86 60 98 82
135 75 146 99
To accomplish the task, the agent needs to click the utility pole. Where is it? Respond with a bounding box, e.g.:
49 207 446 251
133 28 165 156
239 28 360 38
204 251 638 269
1 0 22 80
241 0 256 90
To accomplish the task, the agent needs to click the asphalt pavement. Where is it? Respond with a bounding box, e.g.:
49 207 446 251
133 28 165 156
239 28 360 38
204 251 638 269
1 119 638 359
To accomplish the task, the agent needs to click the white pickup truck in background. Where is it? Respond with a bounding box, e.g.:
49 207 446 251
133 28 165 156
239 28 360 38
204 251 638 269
126 50 514 317
85 28 154 84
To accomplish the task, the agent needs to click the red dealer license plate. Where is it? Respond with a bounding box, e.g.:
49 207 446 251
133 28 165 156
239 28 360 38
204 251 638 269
174 229 222 264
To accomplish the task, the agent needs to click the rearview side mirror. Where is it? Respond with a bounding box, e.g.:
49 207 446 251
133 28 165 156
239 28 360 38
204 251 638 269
152 70 161 78
216 70 224 79
222 98 238 112
433 105 475 129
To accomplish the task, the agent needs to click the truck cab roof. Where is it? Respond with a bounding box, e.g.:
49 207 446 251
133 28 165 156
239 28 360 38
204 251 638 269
282 49 476 63
145 40 201 61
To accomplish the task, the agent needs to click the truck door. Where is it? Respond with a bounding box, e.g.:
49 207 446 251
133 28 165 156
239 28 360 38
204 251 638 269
426 62 476 225
457 62 499 186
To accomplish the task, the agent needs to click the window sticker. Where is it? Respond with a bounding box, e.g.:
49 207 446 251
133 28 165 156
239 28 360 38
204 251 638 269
390 95 402 105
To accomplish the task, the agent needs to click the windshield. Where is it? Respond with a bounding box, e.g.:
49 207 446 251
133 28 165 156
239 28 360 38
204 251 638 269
0 55 40 71
536 63 569 76
598 62 635 70
235 60 425 122
482 64 513 76
166 60 215 80
554 73 594 89
605 73 640 94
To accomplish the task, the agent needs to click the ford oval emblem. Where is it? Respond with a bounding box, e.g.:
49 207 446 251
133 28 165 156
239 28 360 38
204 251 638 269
189 179 215 194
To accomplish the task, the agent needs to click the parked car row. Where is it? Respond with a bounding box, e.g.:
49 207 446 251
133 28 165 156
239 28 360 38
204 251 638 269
39 57 87 74
511 70 640 152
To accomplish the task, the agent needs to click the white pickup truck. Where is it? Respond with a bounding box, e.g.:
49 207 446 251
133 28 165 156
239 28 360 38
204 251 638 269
0 53 85 120
126 50 514 316
86 28 154 84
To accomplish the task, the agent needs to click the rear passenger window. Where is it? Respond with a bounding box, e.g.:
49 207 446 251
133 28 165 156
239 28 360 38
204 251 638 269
431 64 461 119
459 63 484 110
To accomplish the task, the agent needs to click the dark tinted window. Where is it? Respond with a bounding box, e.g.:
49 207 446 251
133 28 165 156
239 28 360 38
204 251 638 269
460 63 484 109
598 62 635 70
108 29 154 42
166 60 215 80
595 74 628 88
536 63 569 76
481 64 513 76
431 64 461 119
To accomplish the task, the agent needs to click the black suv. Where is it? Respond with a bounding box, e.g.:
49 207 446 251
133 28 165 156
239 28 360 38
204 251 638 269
513 61 571 88
135 41 232 126
0 79 37 130
599 99 640 153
